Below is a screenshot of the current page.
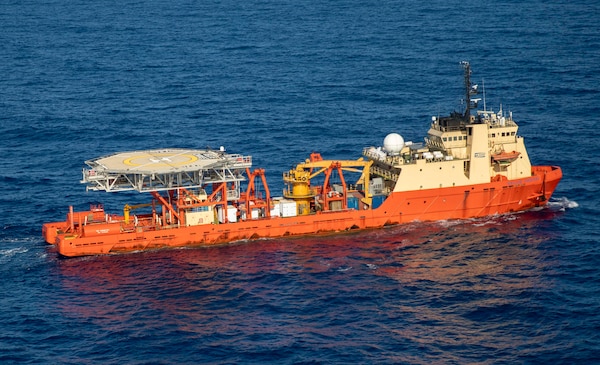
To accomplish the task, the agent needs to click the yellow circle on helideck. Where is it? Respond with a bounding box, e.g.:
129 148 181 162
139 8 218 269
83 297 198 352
123 153 199 167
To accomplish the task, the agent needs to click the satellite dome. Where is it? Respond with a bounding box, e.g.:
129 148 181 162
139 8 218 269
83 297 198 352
383 133 404 155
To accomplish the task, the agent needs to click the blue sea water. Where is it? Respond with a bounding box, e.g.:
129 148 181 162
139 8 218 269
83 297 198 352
1 0 599 363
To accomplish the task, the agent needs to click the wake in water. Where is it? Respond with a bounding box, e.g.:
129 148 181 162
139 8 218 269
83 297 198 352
547 196 579 211
0 246 29 258
0 246 34 268
435 196 579 229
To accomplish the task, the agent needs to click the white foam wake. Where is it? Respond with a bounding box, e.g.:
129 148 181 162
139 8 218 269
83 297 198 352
548 196 579 211
0 247 29 258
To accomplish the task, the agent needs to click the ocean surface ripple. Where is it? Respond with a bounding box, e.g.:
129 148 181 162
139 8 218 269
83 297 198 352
1 0 598 363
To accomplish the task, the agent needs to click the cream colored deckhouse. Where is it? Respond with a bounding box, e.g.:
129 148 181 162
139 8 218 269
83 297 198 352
364 61 532 194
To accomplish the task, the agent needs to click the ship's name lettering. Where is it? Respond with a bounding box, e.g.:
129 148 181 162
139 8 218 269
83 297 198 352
506 177 538 186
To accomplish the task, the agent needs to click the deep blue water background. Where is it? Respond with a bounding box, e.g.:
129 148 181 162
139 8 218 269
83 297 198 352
1 0 598 363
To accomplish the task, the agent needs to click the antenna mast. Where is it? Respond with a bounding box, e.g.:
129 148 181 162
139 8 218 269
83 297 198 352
482 78 486 112
461 61 472 120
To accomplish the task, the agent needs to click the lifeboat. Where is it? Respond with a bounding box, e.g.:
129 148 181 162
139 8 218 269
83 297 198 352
492 151 521 164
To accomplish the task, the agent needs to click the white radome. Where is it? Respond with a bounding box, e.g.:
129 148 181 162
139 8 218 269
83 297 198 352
383 133 404 155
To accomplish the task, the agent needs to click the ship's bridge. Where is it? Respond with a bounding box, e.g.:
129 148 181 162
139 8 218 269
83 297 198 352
82 148 252 192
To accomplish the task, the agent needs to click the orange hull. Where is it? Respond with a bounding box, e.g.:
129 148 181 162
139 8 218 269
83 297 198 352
44 165 561 257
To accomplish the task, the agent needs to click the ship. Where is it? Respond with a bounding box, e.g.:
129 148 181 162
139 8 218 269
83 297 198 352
43 62 562 257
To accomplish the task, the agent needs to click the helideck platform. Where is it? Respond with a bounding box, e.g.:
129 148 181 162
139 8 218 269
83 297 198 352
82 148 252 192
